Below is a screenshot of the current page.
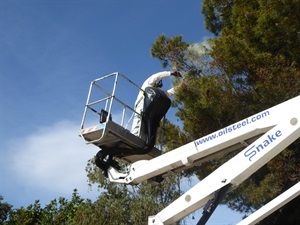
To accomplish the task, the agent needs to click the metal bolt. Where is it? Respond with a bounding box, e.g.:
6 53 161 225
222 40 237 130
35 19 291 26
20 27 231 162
290 117 298 125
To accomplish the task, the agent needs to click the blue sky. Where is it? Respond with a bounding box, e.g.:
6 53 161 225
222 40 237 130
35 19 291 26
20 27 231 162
1 0 243 224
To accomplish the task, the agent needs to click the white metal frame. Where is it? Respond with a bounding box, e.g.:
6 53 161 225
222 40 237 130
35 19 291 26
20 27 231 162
79 72 142 144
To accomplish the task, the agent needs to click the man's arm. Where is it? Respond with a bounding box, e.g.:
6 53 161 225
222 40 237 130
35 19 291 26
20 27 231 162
165 87 175 97
145 71 172 87
145 71 181 87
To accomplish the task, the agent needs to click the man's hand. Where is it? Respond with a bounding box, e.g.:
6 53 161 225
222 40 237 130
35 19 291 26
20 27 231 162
171 71 182 77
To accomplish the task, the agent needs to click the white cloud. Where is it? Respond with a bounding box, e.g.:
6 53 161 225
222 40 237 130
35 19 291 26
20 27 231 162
5 120 99 196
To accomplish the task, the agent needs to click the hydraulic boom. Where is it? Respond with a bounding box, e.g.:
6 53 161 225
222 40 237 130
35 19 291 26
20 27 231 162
80 73 300 225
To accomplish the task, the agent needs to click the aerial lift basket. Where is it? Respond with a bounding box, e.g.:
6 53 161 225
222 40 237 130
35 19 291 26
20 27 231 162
79 72 161 163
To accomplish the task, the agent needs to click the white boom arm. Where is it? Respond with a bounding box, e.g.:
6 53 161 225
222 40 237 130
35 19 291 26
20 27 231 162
107 95 300 224
148 118 299 224
237 182 300 225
